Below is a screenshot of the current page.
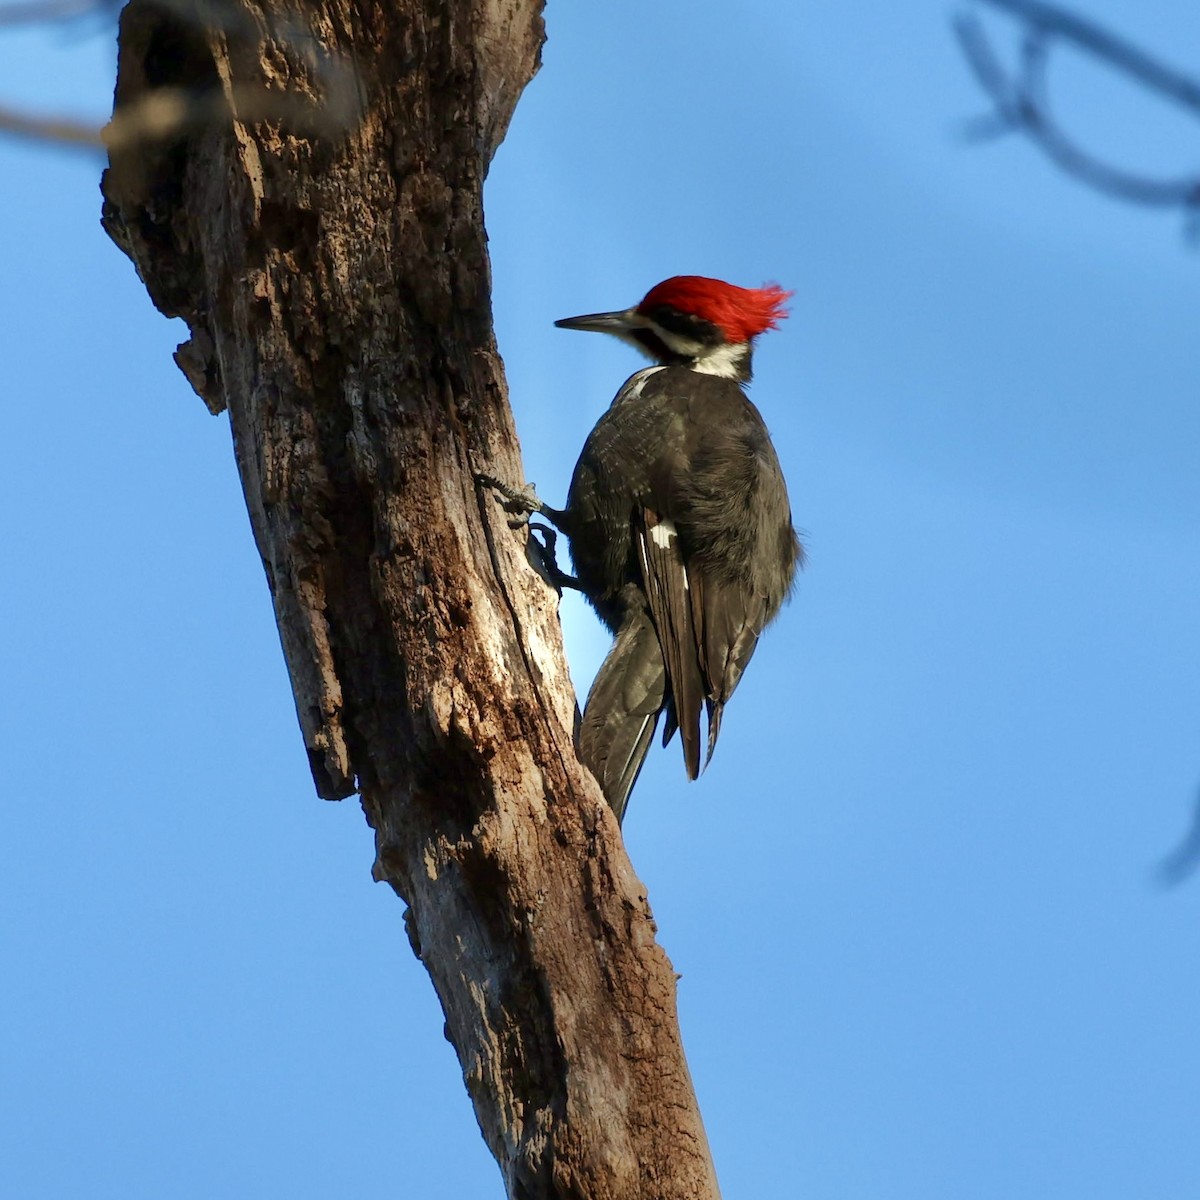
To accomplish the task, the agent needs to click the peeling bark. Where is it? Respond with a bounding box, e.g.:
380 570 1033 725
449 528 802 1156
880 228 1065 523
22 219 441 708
101 2 721 1196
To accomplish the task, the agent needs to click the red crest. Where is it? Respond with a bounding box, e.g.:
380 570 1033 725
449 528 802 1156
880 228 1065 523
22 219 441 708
637 276 793 343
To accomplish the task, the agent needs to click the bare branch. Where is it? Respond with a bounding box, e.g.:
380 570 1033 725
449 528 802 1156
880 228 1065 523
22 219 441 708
954 2 1200 222
0 0 109 27
100 0 724 1190
0 104 108 147
1156 785 1200 887
0 74 362 152
974 0 1200 117
0 0 363 151
953 10 1024 131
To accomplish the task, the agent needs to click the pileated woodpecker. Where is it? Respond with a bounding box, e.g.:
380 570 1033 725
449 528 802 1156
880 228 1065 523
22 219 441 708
483 275 801 822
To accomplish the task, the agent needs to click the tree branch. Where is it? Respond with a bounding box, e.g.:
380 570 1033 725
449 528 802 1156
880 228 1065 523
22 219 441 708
0 0 110 26
954 0 1200 222
973 0 1200 115
101 1 722 1196
0 0 363 151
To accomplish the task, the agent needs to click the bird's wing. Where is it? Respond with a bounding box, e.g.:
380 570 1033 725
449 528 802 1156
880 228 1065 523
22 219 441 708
635 507 706 779
691 576 768 765
637 507 770 776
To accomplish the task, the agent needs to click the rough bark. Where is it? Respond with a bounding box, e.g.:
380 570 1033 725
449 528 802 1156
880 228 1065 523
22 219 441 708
101 2 721 1197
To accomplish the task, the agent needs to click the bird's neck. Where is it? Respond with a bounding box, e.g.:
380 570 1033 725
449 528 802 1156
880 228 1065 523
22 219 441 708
626 325 754 382
682 340 752 382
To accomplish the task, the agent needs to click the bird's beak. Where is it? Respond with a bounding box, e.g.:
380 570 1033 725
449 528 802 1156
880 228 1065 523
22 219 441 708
554 308 642 334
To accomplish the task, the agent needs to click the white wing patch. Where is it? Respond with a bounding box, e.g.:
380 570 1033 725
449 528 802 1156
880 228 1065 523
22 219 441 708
648 519 690 588
652 518 691 588
649 518 676 548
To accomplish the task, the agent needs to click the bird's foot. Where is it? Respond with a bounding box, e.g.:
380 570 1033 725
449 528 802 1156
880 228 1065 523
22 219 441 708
527 522 584 594
475 473 545 529
476 473 581 592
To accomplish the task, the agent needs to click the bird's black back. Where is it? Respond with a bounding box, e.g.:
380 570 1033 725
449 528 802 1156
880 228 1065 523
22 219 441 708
562 364 800 808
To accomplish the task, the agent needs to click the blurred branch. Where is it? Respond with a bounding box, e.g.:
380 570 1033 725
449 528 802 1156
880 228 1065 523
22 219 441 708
1 75 361 151
1157 785 1200 888
954 0 1200 226
973 0 1200 115
0 0 110 25
0 0 363 152
0 104 109 146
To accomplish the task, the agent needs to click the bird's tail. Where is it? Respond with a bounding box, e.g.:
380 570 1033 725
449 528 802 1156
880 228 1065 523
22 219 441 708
578 605 666 824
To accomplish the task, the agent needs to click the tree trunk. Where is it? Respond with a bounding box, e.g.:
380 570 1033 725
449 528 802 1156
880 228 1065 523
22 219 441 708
101 2 721 1196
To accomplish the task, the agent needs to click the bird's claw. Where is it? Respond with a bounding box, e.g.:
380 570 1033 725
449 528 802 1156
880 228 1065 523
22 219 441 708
475 473 544 528
475 473 581 592
527 522 583 593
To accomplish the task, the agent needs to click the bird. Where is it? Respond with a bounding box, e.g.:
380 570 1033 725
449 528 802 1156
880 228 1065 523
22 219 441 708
482 275 801 822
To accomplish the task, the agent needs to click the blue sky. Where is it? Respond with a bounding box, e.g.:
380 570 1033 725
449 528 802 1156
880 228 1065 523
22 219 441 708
3 3 1199 1197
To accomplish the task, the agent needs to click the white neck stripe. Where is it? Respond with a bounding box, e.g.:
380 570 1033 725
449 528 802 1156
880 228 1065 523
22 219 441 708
689 341 748 379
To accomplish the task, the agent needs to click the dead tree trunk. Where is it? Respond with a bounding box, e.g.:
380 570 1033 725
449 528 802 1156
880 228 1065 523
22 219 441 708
101 2 721 1197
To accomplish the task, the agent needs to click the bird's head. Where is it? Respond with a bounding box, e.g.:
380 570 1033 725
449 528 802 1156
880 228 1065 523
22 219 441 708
555 275 792 382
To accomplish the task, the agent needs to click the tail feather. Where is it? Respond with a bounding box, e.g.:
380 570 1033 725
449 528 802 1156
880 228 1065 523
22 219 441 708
578 606 666 823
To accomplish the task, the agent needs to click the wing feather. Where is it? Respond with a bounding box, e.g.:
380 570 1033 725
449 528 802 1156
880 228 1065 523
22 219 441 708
697 584 766 765
636 508 705 779
638 507 774 776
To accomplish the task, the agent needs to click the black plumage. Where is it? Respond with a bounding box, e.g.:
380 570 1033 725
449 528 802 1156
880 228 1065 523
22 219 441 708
559 362 801 821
